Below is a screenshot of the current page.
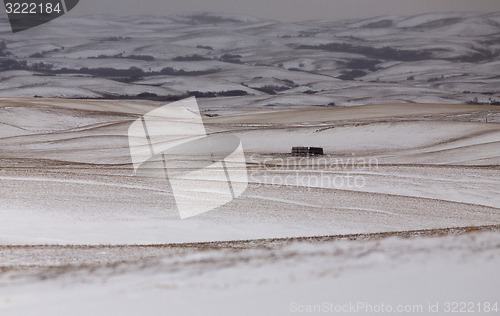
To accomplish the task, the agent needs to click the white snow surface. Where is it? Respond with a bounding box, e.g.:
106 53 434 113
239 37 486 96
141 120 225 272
0 230 499 316
0 99 499 245
1 12 499 104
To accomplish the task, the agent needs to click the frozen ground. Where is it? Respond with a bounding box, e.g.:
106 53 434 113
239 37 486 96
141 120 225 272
0 12 499 106
1 10 500 315
0 98 499 244
0 227 499 315
0 98 499 314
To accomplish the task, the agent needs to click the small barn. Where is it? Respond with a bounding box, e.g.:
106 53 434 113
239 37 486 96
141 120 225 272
292 147 324 156
309 147 324 155
291 146 309 155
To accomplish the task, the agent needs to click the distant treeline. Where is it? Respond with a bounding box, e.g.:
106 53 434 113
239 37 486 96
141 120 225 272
89 53 155 61
295 43 495 63
0 59 220 81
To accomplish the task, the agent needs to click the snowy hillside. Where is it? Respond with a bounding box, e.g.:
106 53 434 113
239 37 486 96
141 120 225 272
0 12 499 107
1 227 499 316
1 12 499 316
1 99 499 244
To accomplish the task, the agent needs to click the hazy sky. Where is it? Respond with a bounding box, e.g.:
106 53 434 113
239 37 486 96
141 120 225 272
73 0 500 21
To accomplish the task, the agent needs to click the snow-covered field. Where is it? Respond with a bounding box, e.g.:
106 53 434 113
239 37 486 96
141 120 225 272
1 227 499 316
0 12 499 106
0 97 499 314
0 11 499 314
0 98 499 243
